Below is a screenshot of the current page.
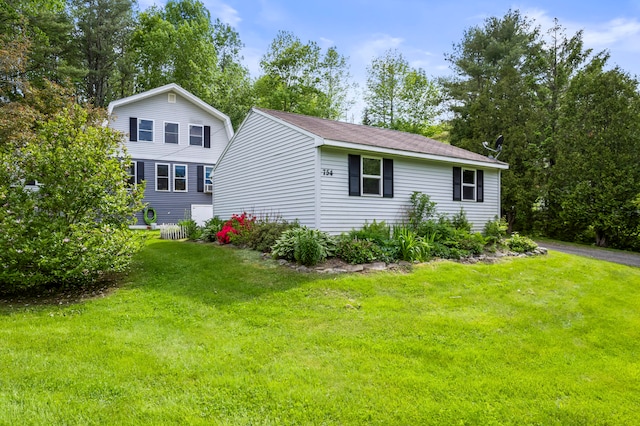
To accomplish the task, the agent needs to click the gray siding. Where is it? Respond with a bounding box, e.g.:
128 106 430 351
319 147 501 234
133 159 213 225
213 111 317 226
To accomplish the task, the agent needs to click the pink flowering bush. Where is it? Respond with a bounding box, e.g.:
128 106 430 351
216 213 255 244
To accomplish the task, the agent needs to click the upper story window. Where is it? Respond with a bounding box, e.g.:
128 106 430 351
138 119 153 142
362 157 382 196
205 166 213 186
173 164 187 192
156 163 169 191
189 124 203 146
164 122 179 144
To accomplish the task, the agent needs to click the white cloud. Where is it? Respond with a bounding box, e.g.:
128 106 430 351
354 34 404 63
210 2 241 26
583 18 640 49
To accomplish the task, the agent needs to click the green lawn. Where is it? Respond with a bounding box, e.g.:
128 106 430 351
1 237 640 425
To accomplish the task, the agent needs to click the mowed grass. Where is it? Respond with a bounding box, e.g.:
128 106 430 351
1 237 640 425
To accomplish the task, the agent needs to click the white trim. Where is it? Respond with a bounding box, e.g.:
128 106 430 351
138 118 154 142
173 164 188 192
321 139 509 170
461 168 476 201
107 83 234 140
361 155 383 197
155 163 170 192
314 141 322 229
204 165 213 185
163 121 179 144
189 123 204 146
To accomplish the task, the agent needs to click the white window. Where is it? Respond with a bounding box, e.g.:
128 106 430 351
126 163 136 187
138 119 154 142
189 124 203 146
362 157 382 196
462 169 476 201
204 166 213 193
156 163 169 191
173 164 187 192
164 122 179 144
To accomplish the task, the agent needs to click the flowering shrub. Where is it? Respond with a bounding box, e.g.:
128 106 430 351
216 213 255 244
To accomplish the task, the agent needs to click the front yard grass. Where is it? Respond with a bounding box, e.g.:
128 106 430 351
1 236 639 424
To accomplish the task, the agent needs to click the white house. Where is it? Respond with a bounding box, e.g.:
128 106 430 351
213 108 509 234
108 84 233 225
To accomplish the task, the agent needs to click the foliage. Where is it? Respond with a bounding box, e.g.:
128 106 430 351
216 213 255 244
451 208 472 232
393 226 432 262
483 217 509 246
255 30 354 119
347 220 391 245
201 216 226 242
0 102 145 293
363 49 440 135
335 237 387 264
230 215 298 253
177 218 201 241
271 227 335 266
406 191 437 231
506 232 538 253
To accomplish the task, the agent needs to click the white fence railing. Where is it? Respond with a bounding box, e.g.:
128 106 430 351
159 224 187 240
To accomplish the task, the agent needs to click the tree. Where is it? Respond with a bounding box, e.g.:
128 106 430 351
443 10 546 231
255 31 353 119
71 0 136 107
549 57 640 248
363 49 440 134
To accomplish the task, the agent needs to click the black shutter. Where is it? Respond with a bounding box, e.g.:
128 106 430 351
136 161 144 183
348 154 361 196
453 167 461 201
197 165 204 192
204 126 211 148
476 170 484 202
383 158 393 198
129 117 137 141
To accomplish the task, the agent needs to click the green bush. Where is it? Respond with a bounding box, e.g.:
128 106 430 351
483 217 508 246
348 220 391 245
407 192 437 231
201 217 225 242
178 219 201 240
336 238 386 264
506 233 538 253
393 226 431 262
272 227 335 266
451 208 472 232
231 215 298 253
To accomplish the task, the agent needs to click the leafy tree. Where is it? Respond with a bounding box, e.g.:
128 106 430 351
443 10 546 231
363 49 440 134
255 31 353 119
550 57 640 248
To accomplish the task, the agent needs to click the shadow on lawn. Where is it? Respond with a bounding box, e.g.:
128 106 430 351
129 238 317 306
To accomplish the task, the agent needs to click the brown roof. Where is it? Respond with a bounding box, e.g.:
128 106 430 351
256 108 505 166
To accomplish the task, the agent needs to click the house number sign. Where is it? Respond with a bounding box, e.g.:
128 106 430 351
322 169 333 176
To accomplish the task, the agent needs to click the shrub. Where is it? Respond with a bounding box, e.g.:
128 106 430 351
483 217 508 246
201 217 225 242
216 213 255 244
231 215 298 252
348 220 391 245
506 232 538 253
451 208 472 232
407 192 437 231
272 227 335 266
178 219 201 240
336 237 386 264
393 226 431 262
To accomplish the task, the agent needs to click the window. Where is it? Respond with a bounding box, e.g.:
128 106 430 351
453 167 483 202
189 124 203 146
138 119 153 141
126 163 136 187
164 122 179 144
348 154 393 197
362 157 382 196
173 164 187 192
156 163 169 191
462 169 476 201
205 166 213 185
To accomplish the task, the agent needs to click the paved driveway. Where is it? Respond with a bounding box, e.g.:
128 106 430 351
536 240 640 268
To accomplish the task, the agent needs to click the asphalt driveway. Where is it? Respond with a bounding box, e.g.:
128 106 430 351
536 240 640 268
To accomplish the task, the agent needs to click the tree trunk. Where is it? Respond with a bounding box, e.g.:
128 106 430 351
595 230 608 247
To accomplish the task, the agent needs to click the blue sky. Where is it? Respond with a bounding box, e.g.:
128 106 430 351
139 0 640 119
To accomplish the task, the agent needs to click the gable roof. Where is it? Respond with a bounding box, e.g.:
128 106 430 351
254 108 507 169
107 83 234 140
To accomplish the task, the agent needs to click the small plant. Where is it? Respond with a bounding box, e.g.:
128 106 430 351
506 232 538 253
336 237 386 264
231 215 298 252
348 220 391 245
451 208 472 232
407 192 437 231
177 219 201 240
272 227 335 266
483 216 508 246
393 226 431 262
201 217 225 242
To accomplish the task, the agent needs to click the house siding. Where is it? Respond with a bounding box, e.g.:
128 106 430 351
109 92 228 164
213 112 317 226
133 159 213 225
319 147 501 234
